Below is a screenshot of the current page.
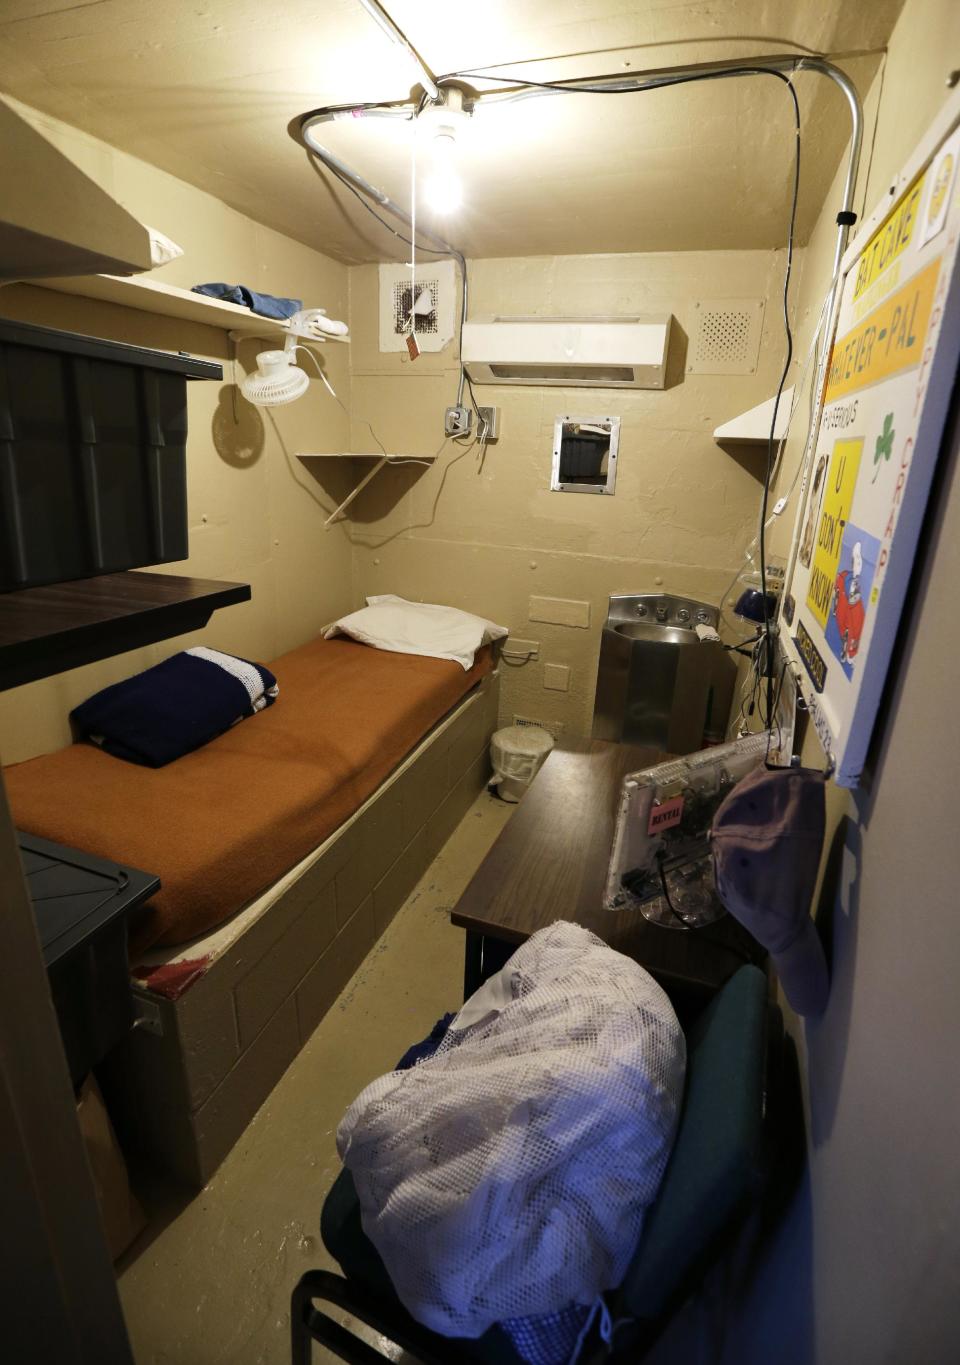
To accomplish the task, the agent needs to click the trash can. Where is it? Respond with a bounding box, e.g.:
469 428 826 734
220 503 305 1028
490 725 555 803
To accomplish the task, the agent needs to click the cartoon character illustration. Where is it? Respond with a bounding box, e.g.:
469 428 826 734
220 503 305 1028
799 455 827 568
832 540 865 662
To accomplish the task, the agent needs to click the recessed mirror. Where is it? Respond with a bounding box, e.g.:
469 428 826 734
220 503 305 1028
551 415 620 495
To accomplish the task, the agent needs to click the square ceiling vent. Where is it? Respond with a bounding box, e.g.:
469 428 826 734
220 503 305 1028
687 298 765 375
378 259 455 353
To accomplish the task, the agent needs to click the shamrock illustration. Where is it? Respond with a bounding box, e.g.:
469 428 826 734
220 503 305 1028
872 412 895 482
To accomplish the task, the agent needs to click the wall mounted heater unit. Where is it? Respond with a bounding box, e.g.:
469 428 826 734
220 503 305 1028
461 315 673 389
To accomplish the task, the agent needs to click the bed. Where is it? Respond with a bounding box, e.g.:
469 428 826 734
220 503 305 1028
6 634 500 1184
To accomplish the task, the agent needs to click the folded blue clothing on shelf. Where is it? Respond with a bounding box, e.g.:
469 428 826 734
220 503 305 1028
71 647 279 768
191 282 302 321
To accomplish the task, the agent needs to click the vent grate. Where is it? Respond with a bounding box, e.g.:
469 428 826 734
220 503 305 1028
379 260 455 353
688 299 764 375
513 714 565 738
392 279 439 336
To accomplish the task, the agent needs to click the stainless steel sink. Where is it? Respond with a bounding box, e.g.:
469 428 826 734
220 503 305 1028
593 593 735 754
614 621 697 646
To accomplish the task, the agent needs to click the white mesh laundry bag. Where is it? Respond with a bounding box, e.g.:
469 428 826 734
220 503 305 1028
337 921 686 1339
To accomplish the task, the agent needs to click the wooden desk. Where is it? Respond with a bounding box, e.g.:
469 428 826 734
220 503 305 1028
452 739 765 1002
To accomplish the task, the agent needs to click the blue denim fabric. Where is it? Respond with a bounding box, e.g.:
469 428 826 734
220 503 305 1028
191 282 302 320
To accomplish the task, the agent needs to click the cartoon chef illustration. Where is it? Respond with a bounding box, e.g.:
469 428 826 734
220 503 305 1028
832 540 865 663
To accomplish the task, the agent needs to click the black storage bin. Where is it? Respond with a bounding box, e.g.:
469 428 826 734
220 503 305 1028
20 832 160 1088
0 318 222 591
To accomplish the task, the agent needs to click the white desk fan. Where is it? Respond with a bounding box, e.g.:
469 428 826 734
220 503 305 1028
238 308 348 407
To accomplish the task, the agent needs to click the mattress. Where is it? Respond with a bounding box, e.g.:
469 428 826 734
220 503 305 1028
6 636 493 953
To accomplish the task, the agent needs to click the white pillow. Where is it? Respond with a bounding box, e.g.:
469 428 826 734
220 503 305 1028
323 595 507 671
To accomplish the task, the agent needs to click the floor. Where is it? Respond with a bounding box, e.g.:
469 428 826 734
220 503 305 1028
118 788 514 1365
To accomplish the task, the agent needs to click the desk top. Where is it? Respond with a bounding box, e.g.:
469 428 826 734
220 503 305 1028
452 738 765 995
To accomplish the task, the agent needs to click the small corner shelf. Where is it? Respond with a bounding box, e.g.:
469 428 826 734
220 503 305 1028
296 452 436 528
0 571 251 692
713 387 795 444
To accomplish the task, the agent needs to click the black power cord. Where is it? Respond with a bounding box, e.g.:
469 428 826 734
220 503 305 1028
760 80 801 728
655 848 694 929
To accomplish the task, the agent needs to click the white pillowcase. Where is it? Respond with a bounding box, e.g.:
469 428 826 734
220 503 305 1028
323 595 508 671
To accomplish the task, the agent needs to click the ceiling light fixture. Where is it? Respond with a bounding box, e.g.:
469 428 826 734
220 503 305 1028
422 88 467 215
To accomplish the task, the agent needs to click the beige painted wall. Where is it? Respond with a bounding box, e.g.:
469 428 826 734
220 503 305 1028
346 248 799 735
689 1 960 1360
0 103 356 764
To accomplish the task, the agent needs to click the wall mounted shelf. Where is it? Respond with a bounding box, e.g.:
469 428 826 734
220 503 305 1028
713 387 795 444
0 96 153 282
31 273 292 337
296 453 436 528
0 571 251 692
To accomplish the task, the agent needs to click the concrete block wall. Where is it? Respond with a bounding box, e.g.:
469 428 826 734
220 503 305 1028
111 675 499 1186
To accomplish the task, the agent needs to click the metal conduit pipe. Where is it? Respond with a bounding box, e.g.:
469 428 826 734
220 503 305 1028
354 0 440 101
297 53 862 268
297 51 863 440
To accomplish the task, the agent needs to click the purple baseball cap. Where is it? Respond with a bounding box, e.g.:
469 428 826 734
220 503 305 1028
710 765 829 1017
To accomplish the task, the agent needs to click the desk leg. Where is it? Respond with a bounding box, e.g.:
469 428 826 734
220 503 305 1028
462 932 518 1001
463 930 485 1001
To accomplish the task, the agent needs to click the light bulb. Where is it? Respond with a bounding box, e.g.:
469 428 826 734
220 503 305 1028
423 122 463 214
424 168 463 213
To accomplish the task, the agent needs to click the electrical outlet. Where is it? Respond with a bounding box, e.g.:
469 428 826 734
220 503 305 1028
477 406 500 441
444 405 473 438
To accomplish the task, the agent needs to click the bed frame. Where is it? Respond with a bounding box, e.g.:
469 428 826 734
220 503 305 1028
104 670 500 1187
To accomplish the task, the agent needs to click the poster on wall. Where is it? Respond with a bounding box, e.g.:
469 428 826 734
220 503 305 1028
781 90 960 787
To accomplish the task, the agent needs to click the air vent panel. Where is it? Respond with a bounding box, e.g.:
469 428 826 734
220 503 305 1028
687 298 764 375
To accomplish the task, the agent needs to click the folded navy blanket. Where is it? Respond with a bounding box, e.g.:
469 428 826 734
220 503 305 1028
191 282 302 321
71 648 279 768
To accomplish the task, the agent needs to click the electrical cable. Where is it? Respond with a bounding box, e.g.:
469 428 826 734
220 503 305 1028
655 848 693 929
716 254 839 640
759 75 801 730
307 63 810 442
305 61 819 627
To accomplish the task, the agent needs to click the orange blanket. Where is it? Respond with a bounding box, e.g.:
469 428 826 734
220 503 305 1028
6 637 492 953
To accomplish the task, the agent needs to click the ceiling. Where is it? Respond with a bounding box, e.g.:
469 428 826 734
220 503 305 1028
0 0 906 264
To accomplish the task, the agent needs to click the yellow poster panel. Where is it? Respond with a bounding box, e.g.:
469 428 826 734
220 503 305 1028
824 258 941 403
807 438 863 629
852 170 926 300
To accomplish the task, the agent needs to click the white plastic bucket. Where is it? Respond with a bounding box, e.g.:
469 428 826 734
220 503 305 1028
490 724 555 802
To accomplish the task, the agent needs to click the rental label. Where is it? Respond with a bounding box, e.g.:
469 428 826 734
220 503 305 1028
647 796 684 835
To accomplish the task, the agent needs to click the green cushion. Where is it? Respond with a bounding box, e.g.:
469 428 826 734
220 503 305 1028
619 964 768 1320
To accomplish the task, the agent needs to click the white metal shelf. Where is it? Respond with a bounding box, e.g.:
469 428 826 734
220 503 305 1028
296 453 437 528
713 387 794 443
32 273 292 336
